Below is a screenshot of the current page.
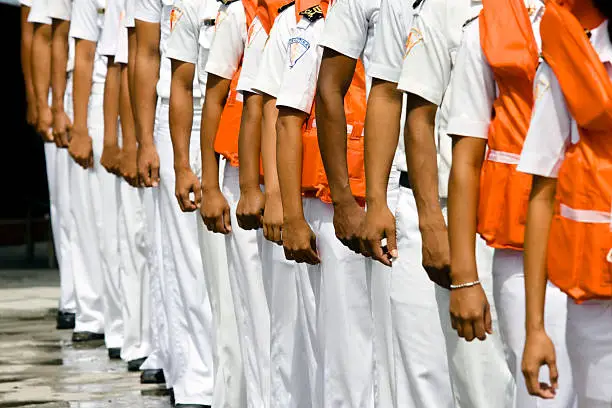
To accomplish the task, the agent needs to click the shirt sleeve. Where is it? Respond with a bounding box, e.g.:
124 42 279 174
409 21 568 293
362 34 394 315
21 0 33 8
48 0 72 20
98 0 122 56
28 0 52 24
318 0 368 60
237 16 268 93
276 16 325 113
368 0 409 83
397 11 451 105
204 1 247 79
124 0 136 27
445 22 496 139
517 63 573 178
134 0 161 23
69 0 101 42
166 0 200 64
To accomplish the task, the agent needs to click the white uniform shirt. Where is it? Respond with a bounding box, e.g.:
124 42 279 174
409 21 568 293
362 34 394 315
398 0 482 198
446 0 544 140
518 21 612 178
49 0 76 73
124 0 135 27
69 0 108 83
252 5 296 98
204 0 247 80
99 0 124 56
21 0 33 8
236 16 268 94
165 0 218 98
28 0 52 24
115 14 130 63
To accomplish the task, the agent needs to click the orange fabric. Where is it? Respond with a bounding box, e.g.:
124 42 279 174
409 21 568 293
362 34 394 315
541 2 612 301
301 60 367 204
476 0 539 250
242 0 258 28
214 69 244 167
257 0 290 34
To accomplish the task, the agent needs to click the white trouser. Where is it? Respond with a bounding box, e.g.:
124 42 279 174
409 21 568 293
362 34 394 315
493 249 576 408
391 187 454 408
221 163 270 408
267 198 320 408
197 185 246 407
117 178 153 361
156 99 214 404
566 299 612 407
69 85 106 334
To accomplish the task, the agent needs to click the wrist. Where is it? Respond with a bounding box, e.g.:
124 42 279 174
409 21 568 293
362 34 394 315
51 103 65 114
201 182 221 194
418 211 447 232
366 194 388 210
449 263 479 285
283 212 306 225
526 320 546 334
240 183 262 195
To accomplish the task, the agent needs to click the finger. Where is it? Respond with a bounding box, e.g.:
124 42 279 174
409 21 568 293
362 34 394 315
455 321 464 339
283 247 294 261
548 358 559 391
141 164 153 187
183 192 196 212
463 322 475 342
523 365 545 397
193 185 202 208
151 163 160 187
175 194 185 212
485 302 493 335
387 226 398 259
223 207 232 233
273 225 282 245
263 224 270 241
309 236 321 264
473 317 487 341
371 241 392 266
450 315 459 331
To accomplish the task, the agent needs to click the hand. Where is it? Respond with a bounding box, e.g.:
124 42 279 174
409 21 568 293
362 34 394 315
37 106 54 142
26 101 38 128
360 202 398 266
236 187 265 230
52 110 72 148
333 199 366 254
449 284 492 342
120 146 139 187
100 144 122 176
282 217 320 265
262 192 283 244
201 187 232 234
522 329 559 399
420 218 452 289
175 166 202 212
137 143 160 188
68 127 94 169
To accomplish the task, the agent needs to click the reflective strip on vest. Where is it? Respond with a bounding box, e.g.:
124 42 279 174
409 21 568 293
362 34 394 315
560 204 611 224
486 149 522 165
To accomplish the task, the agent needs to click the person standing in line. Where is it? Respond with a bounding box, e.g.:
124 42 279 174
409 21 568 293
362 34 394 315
21 0 38 128
445 0 577 406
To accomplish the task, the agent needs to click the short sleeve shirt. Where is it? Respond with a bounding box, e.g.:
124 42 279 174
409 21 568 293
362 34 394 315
204 0 247 80
48 0 72 20
21 0 33 8
28 0 52 24
69 0 108 83
124 0 135 27
98 0 124 56
236 16 268 94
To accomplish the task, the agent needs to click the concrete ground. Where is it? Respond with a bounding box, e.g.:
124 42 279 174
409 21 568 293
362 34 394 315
0 244 172 407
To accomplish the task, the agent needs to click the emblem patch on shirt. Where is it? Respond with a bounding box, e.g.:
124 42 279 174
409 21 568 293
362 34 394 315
534 76 550 101
404 28 423 58
299 5 324 22
170 7 183 31
288 37 310 68
216 10 228 28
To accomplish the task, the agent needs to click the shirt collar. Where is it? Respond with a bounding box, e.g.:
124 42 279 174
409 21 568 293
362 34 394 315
589 20 612 64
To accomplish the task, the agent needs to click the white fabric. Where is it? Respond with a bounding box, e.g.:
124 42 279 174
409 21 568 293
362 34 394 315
21 0 32 7
98 0 123 56
156 100 214 405
115 22 129 64
28 0 52 24
566 299 612 407
69 0 108 83
492 249 576 408
204 0 246 80
559 204 611 224
48 0 71 19
236 16 267 94
221 163 270 408
124 0 135 27
197 178 247 408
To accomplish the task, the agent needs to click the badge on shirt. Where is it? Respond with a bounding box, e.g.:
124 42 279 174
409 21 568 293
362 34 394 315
288 37 311 68
216 10 228 29
404 28 423 59
170 7 183 31
299 5 324 22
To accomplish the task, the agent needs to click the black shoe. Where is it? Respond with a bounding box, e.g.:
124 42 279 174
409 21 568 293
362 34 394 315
56 311 75 330
72 331 105 342
175 405 211 408
127 357 147 372
140 368 165 384
169 388 175 406
108 348 121 360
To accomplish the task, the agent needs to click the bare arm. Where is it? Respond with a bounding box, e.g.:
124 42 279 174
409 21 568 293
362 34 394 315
100 56 122 175
361 78 403 264
50 18 71 147
119 64 139 186
260 95 282 243
32 22 53 140
134 20 161 187
21 6 37 126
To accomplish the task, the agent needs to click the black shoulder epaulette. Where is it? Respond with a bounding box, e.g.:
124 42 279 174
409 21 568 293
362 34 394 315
462 15 479 28
203 18 216 26
218 0 239 5
278 1 295 13
413 0 425 9
300 4 324 22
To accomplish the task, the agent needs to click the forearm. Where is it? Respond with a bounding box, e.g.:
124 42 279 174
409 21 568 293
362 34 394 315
238 92 263 192
50 20 70 114
32 23 53 112
119 65 137 150
72 39 96 131
127 28 137 114
261 95 280 196
103 58 121 147
365 79 402 206
134 22 160 147
21 7 36 106
524 176 557 332
276 110 306 222
169 66 195 172
201 76 230 191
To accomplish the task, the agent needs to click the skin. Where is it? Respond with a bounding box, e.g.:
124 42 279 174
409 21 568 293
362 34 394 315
200 74 232 234
31 22 54 142
50 18 71 148
68 38 96 169
521 176 559 399
447 135 491 342
277 108 320 265
236 92 265 231
101 56 122 177
133 20 161 187
119 64 139 187
404 93 452 289
169 59 201 212
260 95 283 244
315 48 365 254
21 6 38 127
127 27 137 116
360 78 403 265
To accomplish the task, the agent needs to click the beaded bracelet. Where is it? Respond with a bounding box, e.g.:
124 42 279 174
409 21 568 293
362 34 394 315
449 280 481 290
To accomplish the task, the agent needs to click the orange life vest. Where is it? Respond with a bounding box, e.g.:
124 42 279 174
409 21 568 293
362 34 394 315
213 0 257 167
541 1 612 301
476 0 539 250
257 0 293 34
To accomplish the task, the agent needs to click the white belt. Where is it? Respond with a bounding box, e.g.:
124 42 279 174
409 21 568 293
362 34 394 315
486 149 521 165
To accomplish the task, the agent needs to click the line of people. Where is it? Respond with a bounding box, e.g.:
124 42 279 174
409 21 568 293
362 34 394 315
18 0 612 406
